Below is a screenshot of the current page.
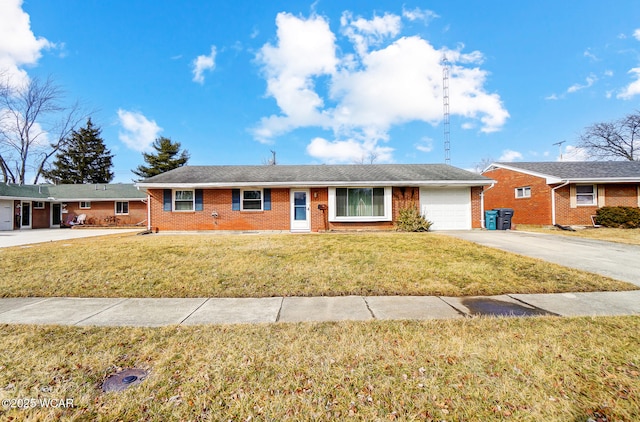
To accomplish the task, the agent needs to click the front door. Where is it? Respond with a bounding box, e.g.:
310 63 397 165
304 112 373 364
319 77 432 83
52 203 62 227
290 189 311 232
21 201 31 229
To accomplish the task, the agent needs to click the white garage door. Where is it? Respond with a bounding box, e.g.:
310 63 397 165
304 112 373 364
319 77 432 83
420 187 471 230
0 200 13 231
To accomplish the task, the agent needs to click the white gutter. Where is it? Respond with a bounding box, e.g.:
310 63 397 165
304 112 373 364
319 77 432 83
135 180 492 189
551 181 570 226
480 182 496 229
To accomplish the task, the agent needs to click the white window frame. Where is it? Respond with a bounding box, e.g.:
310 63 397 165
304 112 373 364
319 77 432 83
576 184 596 206
115 201 129 215
33 201 45 209
241 189 263 211
515 186 531 198
79 201 91 209
173 190 195 212
328 187 392 222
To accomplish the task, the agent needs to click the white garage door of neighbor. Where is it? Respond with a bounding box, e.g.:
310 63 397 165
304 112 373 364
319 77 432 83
0 200 13 231
420 188 471 230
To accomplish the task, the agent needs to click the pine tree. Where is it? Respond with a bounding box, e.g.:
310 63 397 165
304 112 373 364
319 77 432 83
132 137 189 180
42 118 114 184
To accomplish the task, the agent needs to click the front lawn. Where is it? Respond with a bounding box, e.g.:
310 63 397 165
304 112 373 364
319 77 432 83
0 232 634 297
0 317 638 420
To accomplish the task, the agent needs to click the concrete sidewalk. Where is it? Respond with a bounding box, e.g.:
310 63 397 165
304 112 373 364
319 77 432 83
0 291 638 326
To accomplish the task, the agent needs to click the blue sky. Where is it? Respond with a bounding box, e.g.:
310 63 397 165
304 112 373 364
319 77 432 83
4 0 640 182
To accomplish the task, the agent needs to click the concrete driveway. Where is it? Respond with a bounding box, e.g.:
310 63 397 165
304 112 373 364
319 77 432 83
0 228 145 248
441 230 640 287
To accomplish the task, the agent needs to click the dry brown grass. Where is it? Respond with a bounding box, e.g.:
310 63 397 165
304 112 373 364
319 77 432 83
517 225 640 246
0 232 634 298
0 317 638 421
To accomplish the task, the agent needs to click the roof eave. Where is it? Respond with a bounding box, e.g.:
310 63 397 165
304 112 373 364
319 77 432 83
136 180 492 189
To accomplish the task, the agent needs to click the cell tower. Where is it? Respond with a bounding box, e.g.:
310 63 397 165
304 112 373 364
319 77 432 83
441 55 451 165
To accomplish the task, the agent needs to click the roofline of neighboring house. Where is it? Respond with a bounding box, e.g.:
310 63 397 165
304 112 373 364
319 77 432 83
135 180 492 189
0 196 146 202
485 163 640 184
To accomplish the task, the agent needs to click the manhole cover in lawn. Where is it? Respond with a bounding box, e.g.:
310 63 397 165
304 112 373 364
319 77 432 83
102 368 148 393
461 298 556 317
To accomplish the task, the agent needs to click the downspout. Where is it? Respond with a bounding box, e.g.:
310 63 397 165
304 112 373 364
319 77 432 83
480 183 495 229
147 194 151 231
551 181 570 226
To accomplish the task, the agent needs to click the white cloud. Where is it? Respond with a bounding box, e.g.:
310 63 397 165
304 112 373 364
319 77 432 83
567 73 597 93
561 145 590 161
499 149 523 162
192 46 216 84
0 0 53 86
402 7 439 23
254 11 509 163
617 67 640 99
306 136 393 163
415 137 433 153
633 28 640 41
341 12 401 57
117 109 162 152
583 49 598 61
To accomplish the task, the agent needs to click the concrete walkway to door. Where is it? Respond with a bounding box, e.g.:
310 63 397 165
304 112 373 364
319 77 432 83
440 230 640 287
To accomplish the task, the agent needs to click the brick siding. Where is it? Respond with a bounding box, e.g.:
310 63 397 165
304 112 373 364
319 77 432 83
483 167 640 226
64 200 147 227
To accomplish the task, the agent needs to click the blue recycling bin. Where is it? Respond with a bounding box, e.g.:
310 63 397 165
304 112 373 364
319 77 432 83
485 210 498 230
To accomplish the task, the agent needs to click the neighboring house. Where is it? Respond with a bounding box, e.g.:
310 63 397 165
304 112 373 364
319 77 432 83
134 164 493 232
482 161 640 226
0 184 147 230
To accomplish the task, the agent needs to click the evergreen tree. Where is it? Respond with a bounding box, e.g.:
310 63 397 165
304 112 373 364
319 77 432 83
42 118 114 184
132 137 189 180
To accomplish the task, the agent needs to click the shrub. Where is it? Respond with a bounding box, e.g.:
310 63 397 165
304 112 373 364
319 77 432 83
595 206 640 228
395 205 433 232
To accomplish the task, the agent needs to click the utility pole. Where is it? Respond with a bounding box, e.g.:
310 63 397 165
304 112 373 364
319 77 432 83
553 141 566 161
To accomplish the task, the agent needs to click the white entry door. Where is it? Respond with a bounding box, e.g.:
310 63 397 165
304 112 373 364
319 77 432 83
0 200 13 231
290 189 311 232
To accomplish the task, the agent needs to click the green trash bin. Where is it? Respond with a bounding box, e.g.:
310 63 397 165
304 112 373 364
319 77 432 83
485 210 498 230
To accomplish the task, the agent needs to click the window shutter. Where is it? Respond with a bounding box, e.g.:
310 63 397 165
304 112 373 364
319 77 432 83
163 189 172 211
232 189 240 211
597 185 605 208
195 189 203 211
569 185 577 208
264 188 271 211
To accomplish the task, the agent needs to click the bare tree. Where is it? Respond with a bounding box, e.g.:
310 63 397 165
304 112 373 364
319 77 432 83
353 151 378 164
0 74 86 184
474 157 495 173
577 112 639 161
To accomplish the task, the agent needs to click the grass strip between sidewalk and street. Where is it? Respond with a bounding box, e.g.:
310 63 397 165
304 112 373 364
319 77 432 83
0 317 638 421
0 232 635 298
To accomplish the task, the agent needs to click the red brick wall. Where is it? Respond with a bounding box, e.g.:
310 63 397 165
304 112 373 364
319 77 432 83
603 184 639 207
555 183 640 226
471 186 483 228
32 203 50 229
483 168 553 225
64 200 147 226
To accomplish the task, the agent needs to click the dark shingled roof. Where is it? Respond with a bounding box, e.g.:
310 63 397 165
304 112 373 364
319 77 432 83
0 184 146 200
137 164 491 186
493 161 640 180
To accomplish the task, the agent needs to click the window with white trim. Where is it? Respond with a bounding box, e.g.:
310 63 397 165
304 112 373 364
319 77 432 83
576 184 596 206
329 187 392 221
174 190 194 211
79 201 91 209
515 186 531 198
33 201 45 209
242 189 262 210
115 201 129 215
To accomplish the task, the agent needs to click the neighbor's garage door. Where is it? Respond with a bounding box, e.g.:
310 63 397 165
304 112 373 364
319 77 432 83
0 200 13 231
419 187 471 230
